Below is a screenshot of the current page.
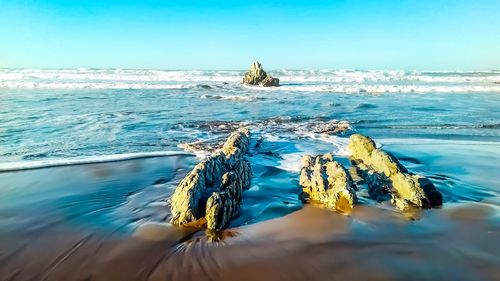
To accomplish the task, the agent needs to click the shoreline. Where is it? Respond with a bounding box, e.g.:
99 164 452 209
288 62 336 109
0 138 499 280
0 151 194 173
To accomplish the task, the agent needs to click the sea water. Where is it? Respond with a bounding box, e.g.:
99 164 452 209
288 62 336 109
0 68 499 232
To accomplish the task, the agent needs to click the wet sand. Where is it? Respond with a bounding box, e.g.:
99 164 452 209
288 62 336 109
1 203 499 281
0 145 499 281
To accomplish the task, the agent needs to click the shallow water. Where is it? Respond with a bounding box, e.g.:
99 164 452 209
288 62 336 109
0 69 499 280
1 70 500 164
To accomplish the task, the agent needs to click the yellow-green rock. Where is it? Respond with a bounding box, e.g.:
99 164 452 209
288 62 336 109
348 134 376 162
299 153 357 213
348 133 442 211
242 62 279 87
169 128 252 230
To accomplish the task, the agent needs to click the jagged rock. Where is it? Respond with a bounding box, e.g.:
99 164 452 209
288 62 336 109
260 75 280 87
348 134 442 210
205 167 250 230
299 153 357 213
178 140 222 155
352 162 391 201
169 128 252 230
242 62 279 87
311 120 351 135
348 134 376 163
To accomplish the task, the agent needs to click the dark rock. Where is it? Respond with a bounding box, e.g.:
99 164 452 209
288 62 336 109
153 178 168 185
261 76 280 87
352 160 392 202
257 151 282 158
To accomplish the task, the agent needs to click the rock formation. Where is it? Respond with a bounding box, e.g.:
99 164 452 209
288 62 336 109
310 120 351 136
242 62 279 87
169 128 252 231
299 153 357 213
348 134 442 210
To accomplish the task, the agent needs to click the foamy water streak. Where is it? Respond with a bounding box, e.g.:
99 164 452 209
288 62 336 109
1 68 500 92
0 151 193 172
252 84 500 93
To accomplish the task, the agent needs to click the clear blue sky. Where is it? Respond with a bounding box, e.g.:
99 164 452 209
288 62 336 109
1 0 499 70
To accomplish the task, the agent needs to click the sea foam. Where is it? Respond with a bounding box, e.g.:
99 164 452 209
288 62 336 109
1 69 500 93
0 151 193 172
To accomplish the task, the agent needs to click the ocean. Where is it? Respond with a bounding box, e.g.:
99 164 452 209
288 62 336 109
1 68 500 164
0 68 499 280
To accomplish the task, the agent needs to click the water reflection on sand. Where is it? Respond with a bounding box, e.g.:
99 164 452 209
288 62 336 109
0 138 499 280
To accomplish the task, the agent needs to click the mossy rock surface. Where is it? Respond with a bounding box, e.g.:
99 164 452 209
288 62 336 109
170 128 252 230
348 134 442 210
242 62 279 87
299 153 357 212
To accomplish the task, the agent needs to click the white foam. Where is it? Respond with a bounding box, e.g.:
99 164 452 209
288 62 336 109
0 69 242 83
2 69 500 92
0 151 193 172
278 153 304 172
201 94 256 101
376 138 500 146
303 133 351 156
251 84 500 93
0 81 192 90
177 143 212 159
276 137 351 173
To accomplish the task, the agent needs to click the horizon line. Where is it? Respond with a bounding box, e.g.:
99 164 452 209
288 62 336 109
1 67 499 73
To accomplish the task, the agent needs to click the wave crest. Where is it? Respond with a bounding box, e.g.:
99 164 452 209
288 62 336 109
2 69 500 93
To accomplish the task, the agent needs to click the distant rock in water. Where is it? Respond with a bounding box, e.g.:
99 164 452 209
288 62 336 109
310 120 351 136
299 153 357 213
242 62 279 87
348 134 443 210
169 128 252 231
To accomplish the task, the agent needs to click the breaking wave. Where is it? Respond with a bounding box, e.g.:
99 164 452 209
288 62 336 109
175 117 353 157
201 94 265 101
372 123 500 129
1 68 500 93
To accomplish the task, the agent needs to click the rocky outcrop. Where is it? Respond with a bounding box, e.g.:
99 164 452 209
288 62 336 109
169 128 252 231
242 62 279 87
310 120 351 136
299 153 357 213
348 134 442 210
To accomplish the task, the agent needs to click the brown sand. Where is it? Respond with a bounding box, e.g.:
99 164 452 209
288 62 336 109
1 203 498 281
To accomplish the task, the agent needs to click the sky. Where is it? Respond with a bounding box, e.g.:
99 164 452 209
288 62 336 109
1 0 499 70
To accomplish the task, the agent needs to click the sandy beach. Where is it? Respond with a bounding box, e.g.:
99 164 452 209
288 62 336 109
1 195 498 281
1 141 499 281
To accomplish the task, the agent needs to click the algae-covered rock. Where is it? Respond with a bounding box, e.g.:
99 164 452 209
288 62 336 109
205 191 236 231
169 128 252 230
390 172 428 208
299 153 357 212
242 62 279 87
348 134 376 162
348 134 442 210
370 149 407 177
205 167 250 230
